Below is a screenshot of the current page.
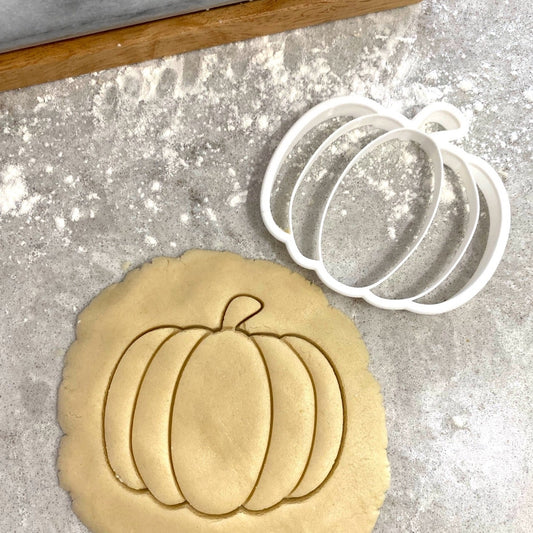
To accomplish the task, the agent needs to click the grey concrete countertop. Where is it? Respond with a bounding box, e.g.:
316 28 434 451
0 0 531 531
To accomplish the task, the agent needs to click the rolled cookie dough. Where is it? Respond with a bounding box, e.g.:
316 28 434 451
58 250 389 532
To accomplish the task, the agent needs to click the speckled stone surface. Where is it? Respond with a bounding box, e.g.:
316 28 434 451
0 0 531 531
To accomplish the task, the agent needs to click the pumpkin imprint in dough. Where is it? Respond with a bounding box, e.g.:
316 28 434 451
103 295 345 516
58 251 389 533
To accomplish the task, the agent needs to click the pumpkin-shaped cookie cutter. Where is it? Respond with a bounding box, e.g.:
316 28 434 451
261 96 510 314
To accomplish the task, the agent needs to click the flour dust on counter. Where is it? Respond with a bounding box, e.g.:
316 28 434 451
0 0 531 531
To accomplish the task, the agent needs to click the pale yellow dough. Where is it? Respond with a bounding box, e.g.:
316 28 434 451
58 250 389 532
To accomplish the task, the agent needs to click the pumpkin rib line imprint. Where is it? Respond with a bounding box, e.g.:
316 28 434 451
225 330 346 513
278 338 319 499
133 328 213 504
241 336 277 509
101 324 176 477
102 295 263 499
224 330 346 512
103 326 181 490
102 324 216 494
282 334 347 501
103 295 345 517
167 330 215 503
128 329 186 491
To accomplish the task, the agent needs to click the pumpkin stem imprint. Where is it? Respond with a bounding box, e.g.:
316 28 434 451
221 295 263 330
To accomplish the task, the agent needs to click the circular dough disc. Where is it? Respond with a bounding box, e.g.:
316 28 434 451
58 250 389 533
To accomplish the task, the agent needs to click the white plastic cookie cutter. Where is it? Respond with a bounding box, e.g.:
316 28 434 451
260 96 510 315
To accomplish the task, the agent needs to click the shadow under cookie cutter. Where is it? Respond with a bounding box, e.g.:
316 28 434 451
260 96 510 315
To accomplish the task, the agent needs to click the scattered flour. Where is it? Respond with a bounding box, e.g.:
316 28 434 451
144 235 157 246
0 166 27 216
367 176 396 201
458 79 475 93
6 1 516 266
391 201 410 220
241 115 253 129
257 115 269 130
18 195 41 216
54 217 65 231
228 191 247 207
205 207 217 222
0 166 42 218
144 199 158 212
439 177 457 204
451 415 468 429
70 207 81 221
